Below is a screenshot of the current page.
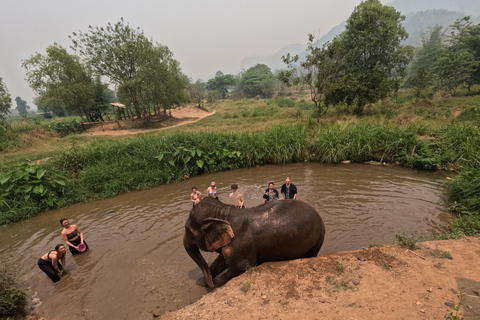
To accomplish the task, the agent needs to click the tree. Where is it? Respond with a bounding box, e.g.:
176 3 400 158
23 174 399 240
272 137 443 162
448 18 480 92
206 73 236 99
328 0 413 112
14 97 30 116
434 43 478 95
0 77 11 121
239 64 276 98
70 19 187 118
187 79 207 106
22 44 105 121
138 45 189 115
407 26 444 86
280 34 341 123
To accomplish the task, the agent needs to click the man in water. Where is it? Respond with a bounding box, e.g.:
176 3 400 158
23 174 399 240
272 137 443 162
229 184 244 208
263 182 279 204
281 177 297 200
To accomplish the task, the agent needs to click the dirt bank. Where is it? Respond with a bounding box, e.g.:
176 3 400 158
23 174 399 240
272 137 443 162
81 105 214 136
160 237 480 320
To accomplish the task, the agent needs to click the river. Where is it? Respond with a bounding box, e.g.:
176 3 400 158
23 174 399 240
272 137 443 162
0 163 454 319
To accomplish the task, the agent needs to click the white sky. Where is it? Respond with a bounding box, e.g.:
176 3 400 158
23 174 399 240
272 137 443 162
0 0 393 108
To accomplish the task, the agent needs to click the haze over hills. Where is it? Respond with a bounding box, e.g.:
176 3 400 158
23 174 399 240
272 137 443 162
241 0 480 73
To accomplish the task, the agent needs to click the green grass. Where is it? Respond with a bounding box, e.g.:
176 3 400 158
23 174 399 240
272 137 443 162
2 92 480 235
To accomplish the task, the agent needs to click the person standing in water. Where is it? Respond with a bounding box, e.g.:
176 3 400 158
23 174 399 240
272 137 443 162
38 244 66 282
229 184 244 208
60 218 88 255
206 181 218 200
281 177 297 200
190 187 203 207
263 182 279 204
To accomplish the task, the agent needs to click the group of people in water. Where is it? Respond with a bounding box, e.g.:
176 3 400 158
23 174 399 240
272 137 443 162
38 219 88 282
38 177 296 282
190 177 298 209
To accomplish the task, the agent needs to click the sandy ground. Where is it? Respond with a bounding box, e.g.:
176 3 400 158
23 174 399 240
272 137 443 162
160 237 480 320
81 105 214 136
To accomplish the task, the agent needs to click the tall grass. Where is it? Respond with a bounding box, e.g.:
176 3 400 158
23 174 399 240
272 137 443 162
310 123 419 163
36 125 308 209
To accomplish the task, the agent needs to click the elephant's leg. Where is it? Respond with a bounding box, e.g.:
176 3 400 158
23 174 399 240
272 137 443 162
301 235 325 258
209 254 228 279
215 246 257 286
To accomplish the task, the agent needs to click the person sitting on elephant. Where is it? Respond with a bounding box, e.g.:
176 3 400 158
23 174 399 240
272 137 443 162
281 177 297 200
263 182 279 204
229 183 244 208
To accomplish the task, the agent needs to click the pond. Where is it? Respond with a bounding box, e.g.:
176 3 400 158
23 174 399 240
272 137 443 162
0 163 453 319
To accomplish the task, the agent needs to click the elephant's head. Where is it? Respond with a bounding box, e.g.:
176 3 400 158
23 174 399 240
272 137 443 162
184 199 235 287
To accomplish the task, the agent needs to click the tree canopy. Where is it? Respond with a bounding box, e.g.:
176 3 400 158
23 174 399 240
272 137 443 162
22 44 106 121
70 18 187 118
239 64 276 98
327 0 413 111
206 73 236 99
0 77 11 121
14 97 30 116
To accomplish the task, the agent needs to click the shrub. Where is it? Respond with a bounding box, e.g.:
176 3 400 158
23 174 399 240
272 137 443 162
0 265 26 317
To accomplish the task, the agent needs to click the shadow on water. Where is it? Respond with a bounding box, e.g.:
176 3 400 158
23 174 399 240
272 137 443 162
0 163 454 319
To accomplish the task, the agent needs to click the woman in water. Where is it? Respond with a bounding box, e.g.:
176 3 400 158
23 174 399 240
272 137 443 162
206 181 218 200
38 244 66 282
190 187 203 207
60 218 88 255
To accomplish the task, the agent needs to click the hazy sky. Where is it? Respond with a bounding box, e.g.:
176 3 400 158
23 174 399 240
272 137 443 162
0 0 393 108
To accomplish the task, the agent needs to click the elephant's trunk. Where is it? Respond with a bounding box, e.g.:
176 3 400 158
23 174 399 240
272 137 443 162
184 228 215 288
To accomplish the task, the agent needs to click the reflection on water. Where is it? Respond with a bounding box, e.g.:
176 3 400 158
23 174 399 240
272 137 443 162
0 163 453 319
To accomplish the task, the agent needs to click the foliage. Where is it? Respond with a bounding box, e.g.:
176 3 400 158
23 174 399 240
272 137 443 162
44 119 82 137
188 79 207 106
238 64 276 98
448 167 480 215
430 123 480 166
136 44 189 114
0 265 26 317
327 0 413 112
70 18 187 118
22 44 107 121
0 163 65 208
206 73 236 99
446 292 465 320
14 96 30 116
0 77 12 121
309 123 424 166
395 232 420 250
280 34 340 122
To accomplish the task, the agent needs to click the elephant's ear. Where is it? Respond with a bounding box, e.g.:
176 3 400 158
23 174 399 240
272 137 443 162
202 218 235 252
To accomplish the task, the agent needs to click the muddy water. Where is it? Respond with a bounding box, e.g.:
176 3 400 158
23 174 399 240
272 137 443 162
0 163 453 319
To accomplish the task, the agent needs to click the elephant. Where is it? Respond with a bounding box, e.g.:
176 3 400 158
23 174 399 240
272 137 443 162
183 197 326 288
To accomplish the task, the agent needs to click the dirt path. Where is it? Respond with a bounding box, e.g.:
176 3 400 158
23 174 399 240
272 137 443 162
160 237 480 320
82 106 215 137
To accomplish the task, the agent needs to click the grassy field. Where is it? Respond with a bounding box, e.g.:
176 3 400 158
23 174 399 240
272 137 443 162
1 91 480 237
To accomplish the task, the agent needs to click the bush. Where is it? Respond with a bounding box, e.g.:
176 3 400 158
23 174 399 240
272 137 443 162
44 119 82 137
449 167 480 214
0 266 26 317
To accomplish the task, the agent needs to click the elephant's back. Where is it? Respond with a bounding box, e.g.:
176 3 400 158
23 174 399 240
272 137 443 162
248 200 325 261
